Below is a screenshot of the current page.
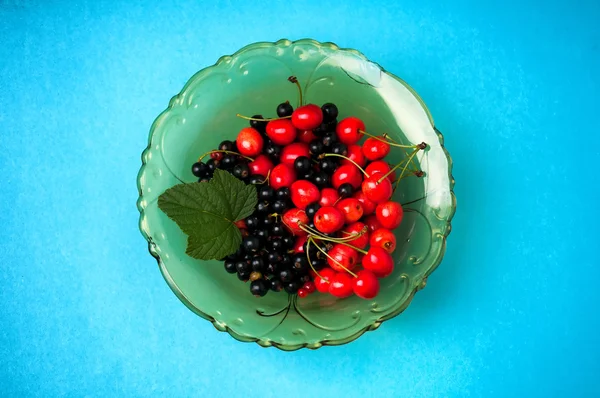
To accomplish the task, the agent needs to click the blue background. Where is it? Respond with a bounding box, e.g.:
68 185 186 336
1 1 599 397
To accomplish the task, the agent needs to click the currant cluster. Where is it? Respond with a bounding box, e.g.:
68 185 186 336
191 76 425 299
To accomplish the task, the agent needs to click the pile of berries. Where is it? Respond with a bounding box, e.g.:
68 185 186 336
191 76 425 300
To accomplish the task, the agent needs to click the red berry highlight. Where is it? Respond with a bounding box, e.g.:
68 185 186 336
314 206 345 234
370 228 397 253
328 272 354 298
362 246 394 278
270 163 297 189
336 117 365 145
292 104 323 130
280 142 310 166
282 208 309 236
249 154 274 176
376 201 404 229
353 270 380 299
327 244 359 272
335 198 364 223
266 119 296 145
291 180 320 210
236 127 264 157
362 136 391 161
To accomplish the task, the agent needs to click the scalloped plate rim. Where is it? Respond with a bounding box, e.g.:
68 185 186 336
136 38 456 351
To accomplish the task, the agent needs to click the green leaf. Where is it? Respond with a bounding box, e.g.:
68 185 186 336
157 169 257 260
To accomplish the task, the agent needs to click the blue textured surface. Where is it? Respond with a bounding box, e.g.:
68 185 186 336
1 1 599 397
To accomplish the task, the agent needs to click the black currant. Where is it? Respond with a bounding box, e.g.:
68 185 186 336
270 279 283 292
322 131 338 147
269 238 285 252
319 158 338 175
258 186 275 201
309 139 325 157
250 279 268 297
282 235 295 249
261 214 275 228
251 256 266 272
284 280 301 294
312 171 329 188
279 269 293 283
292 254 307 269
192 162 207 177
249 175 266 185
338 183 354 198
321 103 338 123
311 258 326 270
224 260 237 274
256 201 270 213
272 200 289 214
236 261 251 274
254 228 269 242
246 215 260 230
331 142 348 156
233 163 250 180
243 236 261 253
276 187 291 200
249 115 267 133
271 223 285 236
294 156 312 173
218 140 234 152
276 102 293 117
264 141 282 161
300 170 314 181
267 252 282 264
237 271 250 281
266 263 278 275
221 154 236 169
206 158 219 172
305 203 321 220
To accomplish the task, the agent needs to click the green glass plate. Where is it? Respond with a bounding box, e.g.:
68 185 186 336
136 39 456 350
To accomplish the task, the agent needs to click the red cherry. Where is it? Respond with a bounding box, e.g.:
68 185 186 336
270 163 297 189
280 142 310 166
327 244 359 272
361 172 393 203
342 144 367 168
314 268 336 293
210 151 223 160
365 160 396 182
364 215 383 233
303 281 316 294
336 117 365 145
282 208 309 235
249 154 274 176
353 270 380 299
293 236 307 253
298 288 309 298
298 129 317 143
319 188 340 207
362 246 394 277
353 190 377 215
370 228 397 253
291 104 323 130
362 136 391 161
342 222 369 249
236 127 264 157
328 272 354 298
290 180 320 210
314 206 345 234
266 119 297 145
332 164 363 189
376 201 404 229
335 198 364 223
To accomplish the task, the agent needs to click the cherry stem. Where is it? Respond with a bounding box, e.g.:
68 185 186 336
298 223 367 245
305 239 327 282
198 149 254 162
377 148 420 184
359 130 418 149
288 76 303 107
401 145 420 175
236 114 292 122
320 153 368 176
309 237 358 278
